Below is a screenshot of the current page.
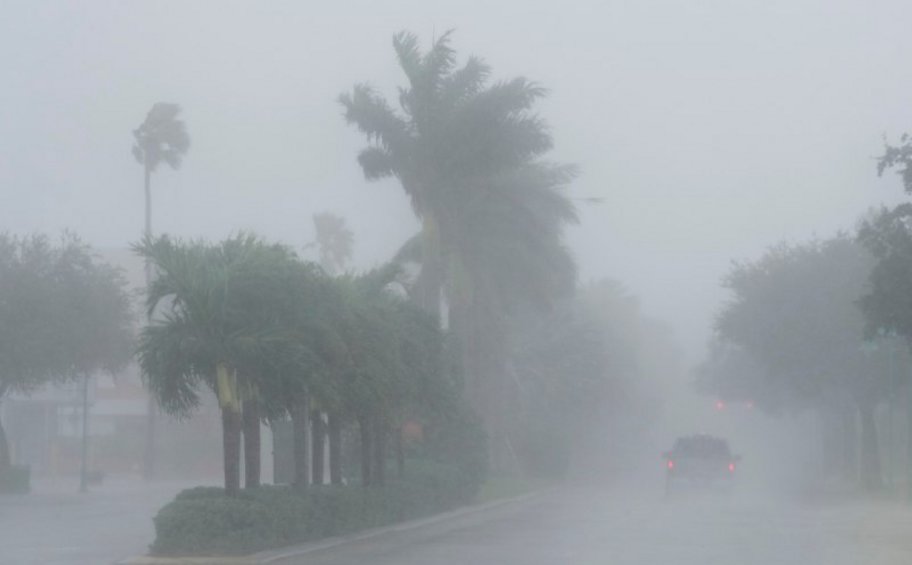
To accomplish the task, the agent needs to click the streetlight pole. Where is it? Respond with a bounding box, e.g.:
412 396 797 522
142 159 157 481
907 365 912 503
79 373 90 493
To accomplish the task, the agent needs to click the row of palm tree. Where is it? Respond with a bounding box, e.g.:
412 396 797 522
133 30 580 476
135 234 455 494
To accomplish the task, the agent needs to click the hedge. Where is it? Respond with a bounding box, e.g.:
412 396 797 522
0 465 30 494
151 459 482 556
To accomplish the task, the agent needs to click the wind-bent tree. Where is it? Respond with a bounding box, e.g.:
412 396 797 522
311 212 354 276
347 265 455 486
858 142 912 493
133 104 191 237
0 234 133 476
256 261 340 489
712 236 895 490
307 212 354 483
859 205 912 338
132 102 190 479
340 31 577 468
135 234 303 494
877 133 912 193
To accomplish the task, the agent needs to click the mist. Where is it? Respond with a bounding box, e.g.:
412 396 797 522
3 1 912 564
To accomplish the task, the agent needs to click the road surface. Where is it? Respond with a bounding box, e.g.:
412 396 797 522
275 484 912 565
3 479 912 564
0 477 201 565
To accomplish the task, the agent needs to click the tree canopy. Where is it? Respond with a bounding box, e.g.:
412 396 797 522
136 233 470 491
0 233 133 470
340 31 578 469
0 233 133 396
705 235 900 490
132 103 191 173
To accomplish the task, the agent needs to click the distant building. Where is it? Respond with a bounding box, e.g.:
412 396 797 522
0 248 223 479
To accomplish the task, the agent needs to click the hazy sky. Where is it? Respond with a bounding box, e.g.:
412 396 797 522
3 0 912 363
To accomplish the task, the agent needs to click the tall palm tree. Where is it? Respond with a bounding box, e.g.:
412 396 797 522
340 32 577 469
311 212 354 275
132 102 190 480
133 103 190 244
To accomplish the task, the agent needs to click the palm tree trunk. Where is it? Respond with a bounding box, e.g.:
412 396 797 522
292 400 310 488
142 162 158 482
842 405 858 481
396 425 405 479
0 405 11 473
417 218 443 319
243 400 261 489
372 417 386 487
0 387 10 473
328 412 342 485
221 407 241 495
359 416 372 487
311 411 325 485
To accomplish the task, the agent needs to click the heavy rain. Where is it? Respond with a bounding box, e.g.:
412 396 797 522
3 1 912 564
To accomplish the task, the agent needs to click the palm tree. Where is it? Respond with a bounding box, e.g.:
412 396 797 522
311 212 354 275
132 102 190 479
340 32 577 469
308 212 354 483
132 102 190 247
135 234 299 494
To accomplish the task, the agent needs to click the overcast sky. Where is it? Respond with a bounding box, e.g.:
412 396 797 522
3 0 912 364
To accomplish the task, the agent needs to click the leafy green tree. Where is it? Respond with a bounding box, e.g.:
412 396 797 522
858 204 912 338
877 134 912 193
132 101 190 479
713 235 893 490
858 143 912 495
340 31 577 468
0 233 133 475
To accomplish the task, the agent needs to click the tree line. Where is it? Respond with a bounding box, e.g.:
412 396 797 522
700 134 912 493
1 30 679 491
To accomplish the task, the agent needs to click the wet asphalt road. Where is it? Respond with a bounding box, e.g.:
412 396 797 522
3 479 912 564
274 484 912 565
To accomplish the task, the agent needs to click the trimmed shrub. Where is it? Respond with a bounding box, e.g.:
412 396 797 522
151 460 482 556
413 408 488 497
0 465 30 494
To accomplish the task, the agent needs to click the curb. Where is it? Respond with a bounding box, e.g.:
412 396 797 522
118 489 548 565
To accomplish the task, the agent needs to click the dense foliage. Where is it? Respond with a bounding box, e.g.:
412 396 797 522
703 235 899 489
0 233 133 475
136 233 479 494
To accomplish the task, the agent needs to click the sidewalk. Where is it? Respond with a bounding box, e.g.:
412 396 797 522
0 476 210 565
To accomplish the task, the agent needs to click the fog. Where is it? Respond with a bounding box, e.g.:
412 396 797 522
5 0 912 360
4 1 912 564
